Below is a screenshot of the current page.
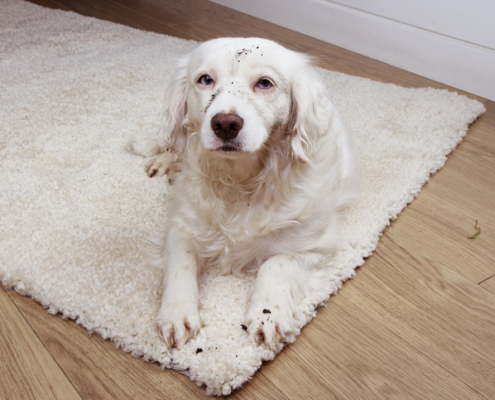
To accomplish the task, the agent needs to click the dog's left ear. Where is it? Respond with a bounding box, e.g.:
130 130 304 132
157 54 190 156
289 59 332 163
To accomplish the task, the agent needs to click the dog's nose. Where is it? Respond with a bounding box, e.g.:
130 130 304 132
211 113 244 140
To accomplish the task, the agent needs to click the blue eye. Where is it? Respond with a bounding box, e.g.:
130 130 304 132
198 75 214 85
256 79 273 90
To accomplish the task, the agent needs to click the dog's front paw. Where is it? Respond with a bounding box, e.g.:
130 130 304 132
146 153 181 181
246 304 298 352
156 303 201 349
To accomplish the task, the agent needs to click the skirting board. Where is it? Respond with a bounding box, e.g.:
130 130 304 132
210 0 495 101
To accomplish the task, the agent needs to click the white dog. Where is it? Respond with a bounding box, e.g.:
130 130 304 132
128 38 359 352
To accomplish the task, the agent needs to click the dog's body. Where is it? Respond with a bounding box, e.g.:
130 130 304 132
128 38 359 351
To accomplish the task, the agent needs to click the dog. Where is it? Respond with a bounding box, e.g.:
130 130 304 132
128 37 359 352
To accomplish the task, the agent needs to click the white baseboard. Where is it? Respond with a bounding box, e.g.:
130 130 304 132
210 0 495 101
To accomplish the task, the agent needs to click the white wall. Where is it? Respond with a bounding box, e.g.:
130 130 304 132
330 0 495 49
210 0 495 101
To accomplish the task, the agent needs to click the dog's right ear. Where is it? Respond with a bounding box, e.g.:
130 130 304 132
157 54 190 156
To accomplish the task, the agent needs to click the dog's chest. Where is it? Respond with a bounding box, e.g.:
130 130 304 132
177 165 326 272
196 199 269 245
184 195 289 271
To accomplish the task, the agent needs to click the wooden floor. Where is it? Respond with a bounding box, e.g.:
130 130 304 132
3 0 494 398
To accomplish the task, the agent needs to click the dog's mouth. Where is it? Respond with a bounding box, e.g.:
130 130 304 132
210 142 249 158
219 144 239 152
211 140 244 154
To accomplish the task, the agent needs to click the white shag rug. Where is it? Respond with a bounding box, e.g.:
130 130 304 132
0 0 485 396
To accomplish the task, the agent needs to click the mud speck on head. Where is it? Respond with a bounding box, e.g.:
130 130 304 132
204 92 218 113
241 324 248 330
196 348 203 354
263 309 272 314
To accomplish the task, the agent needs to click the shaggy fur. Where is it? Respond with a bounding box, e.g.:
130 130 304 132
128 37 360 351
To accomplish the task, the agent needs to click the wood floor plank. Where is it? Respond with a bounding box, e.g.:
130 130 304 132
390 192 494 284
0 288 81 400
8 290 207 400
340 233 495 398
258 294 483 399
480 276 495 295
230 372 288 400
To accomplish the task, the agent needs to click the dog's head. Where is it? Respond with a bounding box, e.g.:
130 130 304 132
159 38 330 163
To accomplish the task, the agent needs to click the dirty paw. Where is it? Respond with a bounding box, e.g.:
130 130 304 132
246 307 298 352
146 153 181 179
156 304 201 349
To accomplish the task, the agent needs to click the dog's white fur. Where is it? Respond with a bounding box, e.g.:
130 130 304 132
128 38 359 351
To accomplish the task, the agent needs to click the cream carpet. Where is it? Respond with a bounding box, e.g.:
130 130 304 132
0 0 485 396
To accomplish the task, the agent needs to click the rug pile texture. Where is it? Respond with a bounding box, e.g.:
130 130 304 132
0 0 485 395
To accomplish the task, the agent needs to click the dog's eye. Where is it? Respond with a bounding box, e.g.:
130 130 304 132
256 79 273 90
198 75 214 86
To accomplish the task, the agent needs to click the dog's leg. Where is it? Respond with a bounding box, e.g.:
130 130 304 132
127 131 167 157
156 226 201 349
246 252 322 352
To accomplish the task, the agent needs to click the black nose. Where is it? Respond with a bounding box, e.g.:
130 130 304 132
211 113 244 140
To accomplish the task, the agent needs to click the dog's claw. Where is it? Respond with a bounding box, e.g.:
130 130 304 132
146 154 181 182
156 305 201 349
246 307 297 352
146 161 169 178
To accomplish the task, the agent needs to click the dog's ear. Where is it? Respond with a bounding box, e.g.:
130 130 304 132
157 54 190 156
288 60 330 163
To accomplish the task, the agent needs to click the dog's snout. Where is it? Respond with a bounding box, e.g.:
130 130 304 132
211 113 244 140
